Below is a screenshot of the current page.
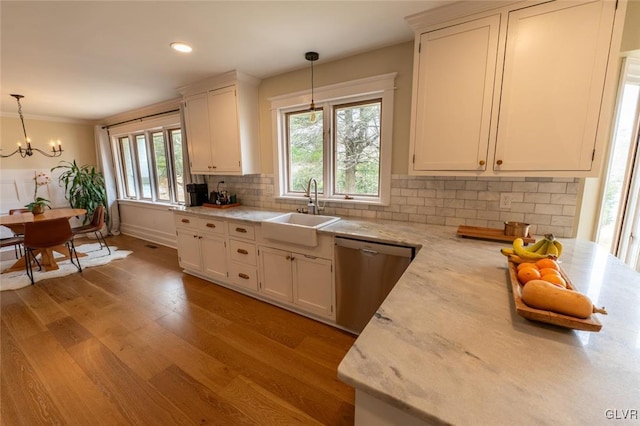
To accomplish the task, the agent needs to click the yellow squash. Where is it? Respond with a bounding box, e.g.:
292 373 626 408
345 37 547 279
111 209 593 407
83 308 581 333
521 280 607 319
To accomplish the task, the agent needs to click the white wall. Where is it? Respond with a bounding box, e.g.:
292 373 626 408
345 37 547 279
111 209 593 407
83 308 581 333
118 201 177 248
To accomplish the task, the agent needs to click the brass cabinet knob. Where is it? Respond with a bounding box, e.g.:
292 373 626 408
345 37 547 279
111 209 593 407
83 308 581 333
479 160 485 166
496 160 503 165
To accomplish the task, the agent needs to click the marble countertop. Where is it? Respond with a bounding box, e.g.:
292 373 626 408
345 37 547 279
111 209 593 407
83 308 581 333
173 206 640 424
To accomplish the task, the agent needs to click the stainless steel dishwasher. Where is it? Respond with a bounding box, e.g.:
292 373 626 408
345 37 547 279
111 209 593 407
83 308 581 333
335 237 414 334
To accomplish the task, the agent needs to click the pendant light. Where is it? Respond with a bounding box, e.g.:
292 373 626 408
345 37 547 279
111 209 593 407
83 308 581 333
305 51 319 123
1 94 63 158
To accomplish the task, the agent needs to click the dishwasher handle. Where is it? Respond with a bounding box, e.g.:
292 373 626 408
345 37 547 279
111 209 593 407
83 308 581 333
335 236 414 259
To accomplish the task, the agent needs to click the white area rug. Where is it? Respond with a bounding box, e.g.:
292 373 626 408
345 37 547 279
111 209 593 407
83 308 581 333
0 243 132 291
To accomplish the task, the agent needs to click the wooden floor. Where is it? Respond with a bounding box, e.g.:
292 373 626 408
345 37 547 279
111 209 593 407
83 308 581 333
0 234 357 425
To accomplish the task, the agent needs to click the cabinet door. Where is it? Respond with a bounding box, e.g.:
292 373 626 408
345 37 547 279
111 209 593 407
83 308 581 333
208 86 242 173
494 0 615 171
184 93 213 174
293 255 333 318
258 247 293 303
411 15 500 171
201 235 228 282
176 229 202 272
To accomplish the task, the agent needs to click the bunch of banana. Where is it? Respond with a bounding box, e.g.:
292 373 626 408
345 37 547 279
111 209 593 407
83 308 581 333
500 234 563 262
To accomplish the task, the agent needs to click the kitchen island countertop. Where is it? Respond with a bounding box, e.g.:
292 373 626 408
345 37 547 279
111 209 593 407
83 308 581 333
173 206 640 424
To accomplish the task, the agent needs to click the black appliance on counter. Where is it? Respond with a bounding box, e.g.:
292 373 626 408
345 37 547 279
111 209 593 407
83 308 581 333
186 183 209 206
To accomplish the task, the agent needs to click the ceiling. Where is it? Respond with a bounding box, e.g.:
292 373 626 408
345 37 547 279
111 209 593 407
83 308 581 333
1 1 450 123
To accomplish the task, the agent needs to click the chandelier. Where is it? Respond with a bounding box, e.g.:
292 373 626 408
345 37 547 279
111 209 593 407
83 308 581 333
1 94 63 158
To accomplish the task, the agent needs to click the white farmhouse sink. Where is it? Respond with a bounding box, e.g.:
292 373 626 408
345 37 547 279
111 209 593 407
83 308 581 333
261 213 340 247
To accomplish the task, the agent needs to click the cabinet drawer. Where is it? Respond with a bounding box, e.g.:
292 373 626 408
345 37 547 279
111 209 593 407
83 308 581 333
229 239 257 266
228 262 258 291
174 214 199 230
228 222 255 240
198 218 225 235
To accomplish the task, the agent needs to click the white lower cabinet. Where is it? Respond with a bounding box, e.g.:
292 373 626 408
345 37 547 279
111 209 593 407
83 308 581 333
293 254 333 318
176 229 203 271
176 228 228 282
259 247 294 302
258 246 334 319
200 235 228 282
227 221 258 292
174 212 335 323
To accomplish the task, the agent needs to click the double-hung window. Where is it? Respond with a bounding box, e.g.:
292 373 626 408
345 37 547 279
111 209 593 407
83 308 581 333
272 73 396 205
112 115 185 205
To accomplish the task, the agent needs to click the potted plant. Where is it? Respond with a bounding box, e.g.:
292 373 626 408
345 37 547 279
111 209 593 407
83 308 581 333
51 160 108 224
25 197 51 215
25 171 52 214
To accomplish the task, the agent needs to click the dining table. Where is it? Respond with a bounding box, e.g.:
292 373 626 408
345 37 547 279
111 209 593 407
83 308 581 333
1 208 87 273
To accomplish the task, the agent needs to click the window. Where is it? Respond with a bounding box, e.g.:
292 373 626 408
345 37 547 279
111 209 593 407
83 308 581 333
112 117 185 205
272 73 395 205
118 136 137 198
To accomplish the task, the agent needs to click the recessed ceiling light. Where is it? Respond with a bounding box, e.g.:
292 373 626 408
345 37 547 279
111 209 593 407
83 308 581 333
170 42 192 53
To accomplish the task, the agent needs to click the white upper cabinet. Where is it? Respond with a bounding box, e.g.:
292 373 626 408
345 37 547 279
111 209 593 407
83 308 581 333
180 71 260 175
494 0 615 171
408 0 626 177
412 15 500 171
184 93 213 174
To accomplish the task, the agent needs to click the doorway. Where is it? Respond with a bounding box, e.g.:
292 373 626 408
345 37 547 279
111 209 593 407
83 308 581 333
596 57 640 271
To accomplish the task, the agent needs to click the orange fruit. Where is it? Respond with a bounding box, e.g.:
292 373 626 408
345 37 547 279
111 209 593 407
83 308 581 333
517 267 541 285
517 262 538 272
535 258 559 271
541 274 566 288
538 268 561 277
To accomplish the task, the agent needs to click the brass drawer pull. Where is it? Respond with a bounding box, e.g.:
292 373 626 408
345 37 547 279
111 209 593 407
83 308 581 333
181 218 190 223
238 273 250 279
237 248 249 255
206 223 216 228
235 227 247 233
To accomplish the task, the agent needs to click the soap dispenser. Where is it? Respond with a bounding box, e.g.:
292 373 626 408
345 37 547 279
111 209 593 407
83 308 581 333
307 198 316 215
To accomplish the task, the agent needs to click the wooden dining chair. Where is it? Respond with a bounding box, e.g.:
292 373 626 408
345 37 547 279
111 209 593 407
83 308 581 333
7 208 29 237
0 235 24 259
72 205 110 254
24 217 82 285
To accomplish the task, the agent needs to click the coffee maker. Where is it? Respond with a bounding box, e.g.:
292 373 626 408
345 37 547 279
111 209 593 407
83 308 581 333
186 183 208 206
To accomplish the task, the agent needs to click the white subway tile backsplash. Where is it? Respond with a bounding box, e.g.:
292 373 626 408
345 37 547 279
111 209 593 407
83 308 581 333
538 182 567 193
206 174 580 238
534 204 563 215
523 193 551 203
512 182 539 192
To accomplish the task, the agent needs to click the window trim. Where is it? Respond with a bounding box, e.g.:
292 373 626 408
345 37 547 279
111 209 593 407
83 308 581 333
270 73 396 206
110 114 185 206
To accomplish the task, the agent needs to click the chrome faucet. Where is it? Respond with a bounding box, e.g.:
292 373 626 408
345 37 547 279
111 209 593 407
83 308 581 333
305 178 322 215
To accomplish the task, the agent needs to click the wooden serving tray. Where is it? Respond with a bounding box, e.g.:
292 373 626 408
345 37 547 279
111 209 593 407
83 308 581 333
202 203 241 209
507 261 602 332
457 225 535 244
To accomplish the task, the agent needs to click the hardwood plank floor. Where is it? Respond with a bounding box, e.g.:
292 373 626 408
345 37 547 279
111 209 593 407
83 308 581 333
1 234 356 425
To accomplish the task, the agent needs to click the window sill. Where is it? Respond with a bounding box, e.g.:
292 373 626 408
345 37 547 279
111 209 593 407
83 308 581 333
275 195 389 207
117 199 185 211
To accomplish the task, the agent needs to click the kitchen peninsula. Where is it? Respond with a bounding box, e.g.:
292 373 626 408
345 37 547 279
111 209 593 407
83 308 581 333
173 206 640 425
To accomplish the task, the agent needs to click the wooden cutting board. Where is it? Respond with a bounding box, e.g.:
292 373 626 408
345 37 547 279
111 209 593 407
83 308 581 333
507 261 603 332
202 203 241 209
457 225 535 244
